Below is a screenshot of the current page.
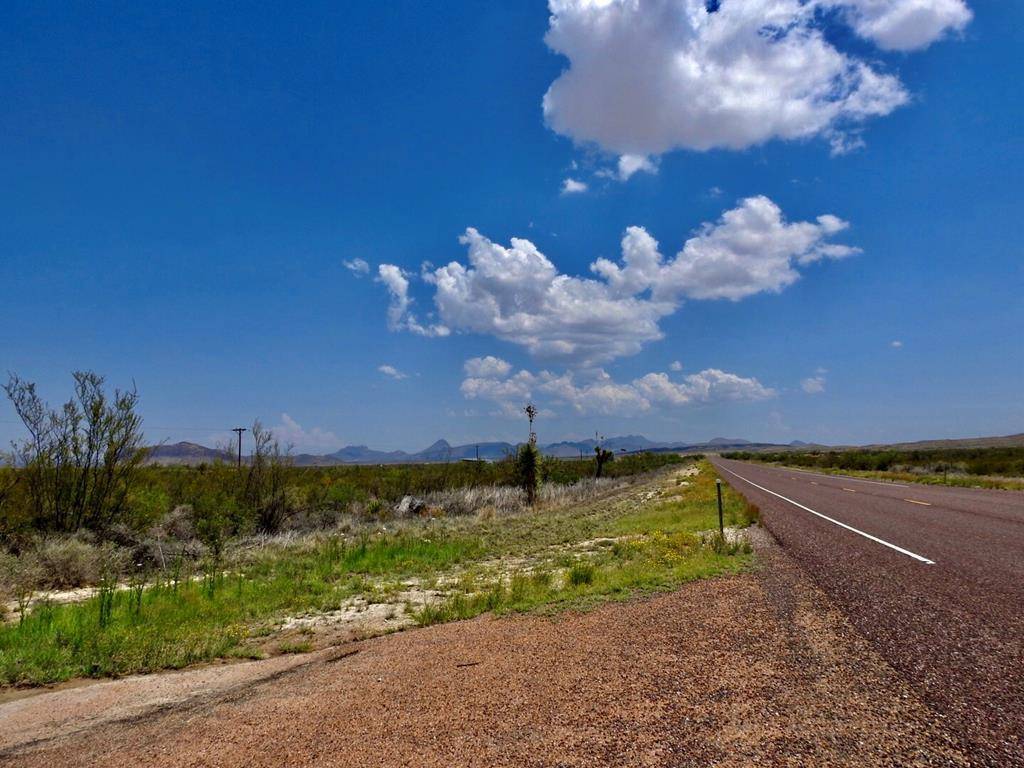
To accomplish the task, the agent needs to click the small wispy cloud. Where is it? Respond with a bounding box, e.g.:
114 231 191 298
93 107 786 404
561 177 588 195
273 414 340 452
891 340 904 348
596 154 659 182
801 375 826 395
378 364 408 380
669 360 683 372
343 258 370 276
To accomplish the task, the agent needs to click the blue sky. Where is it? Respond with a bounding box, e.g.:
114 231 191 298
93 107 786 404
1 1 1021 452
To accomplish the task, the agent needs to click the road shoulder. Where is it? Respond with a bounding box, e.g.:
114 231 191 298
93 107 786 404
1 527 968 767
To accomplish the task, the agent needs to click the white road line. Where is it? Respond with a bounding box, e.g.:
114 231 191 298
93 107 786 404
718 465 935 565
785 466 909 488
905 499 932 507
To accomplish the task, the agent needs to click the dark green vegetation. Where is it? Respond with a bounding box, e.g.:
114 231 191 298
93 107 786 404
0 451 685 541
0 371 685 547
0 371 745 687
0 460 755 686
725 447 1024 489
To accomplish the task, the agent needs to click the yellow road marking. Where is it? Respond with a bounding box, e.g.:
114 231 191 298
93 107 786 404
904 499 932 506
843 488 857 493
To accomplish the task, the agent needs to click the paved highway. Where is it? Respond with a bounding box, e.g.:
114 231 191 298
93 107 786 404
712 457 1024 767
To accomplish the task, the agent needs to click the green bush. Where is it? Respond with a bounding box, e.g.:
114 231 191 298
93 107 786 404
724 447 1024 478
0 452 686 545
516 443 542 505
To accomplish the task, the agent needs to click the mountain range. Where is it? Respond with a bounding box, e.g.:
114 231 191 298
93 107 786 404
146 435 795 466
144 432 1024 467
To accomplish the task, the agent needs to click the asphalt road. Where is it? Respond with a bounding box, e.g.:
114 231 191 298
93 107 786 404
712 457 1024 766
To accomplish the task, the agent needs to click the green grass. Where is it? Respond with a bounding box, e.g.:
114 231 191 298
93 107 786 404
0 460 754 686
0 533 477 685
414 464 756 627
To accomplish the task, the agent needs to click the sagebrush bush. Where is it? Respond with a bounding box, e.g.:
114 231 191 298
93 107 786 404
33 537 126 590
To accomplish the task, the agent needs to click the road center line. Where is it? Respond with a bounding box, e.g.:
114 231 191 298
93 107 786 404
785 467 909 488
843 488 857 493
718 465 935 565
905 499 932 506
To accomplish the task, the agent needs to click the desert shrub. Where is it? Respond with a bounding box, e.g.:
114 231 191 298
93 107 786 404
515 443 542 505
700 531 750 556
539 477 618 507
3 371 147 534
325 482 364 510
0 449 687 543
424 485 525 517
128 487 171 530
737 502 760 528
362 498 388 521
32 537 127 590
0 549 42 617
725 447 1024 478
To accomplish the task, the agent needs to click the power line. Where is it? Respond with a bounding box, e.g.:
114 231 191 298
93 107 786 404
0 419 236 433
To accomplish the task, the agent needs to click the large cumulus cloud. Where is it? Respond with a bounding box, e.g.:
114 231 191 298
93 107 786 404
542 0 970 162
382 196 856 366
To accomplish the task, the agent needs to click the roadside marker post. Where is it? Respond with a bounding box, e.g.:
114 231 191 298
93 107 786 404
716 479 724 536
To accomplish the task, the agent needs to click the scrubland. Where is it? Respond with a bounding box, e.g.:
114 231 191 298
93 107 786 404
0 459 756 686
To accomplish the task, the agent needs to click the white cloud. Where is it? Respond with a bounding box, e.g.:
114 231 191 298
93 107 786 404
464 356 514 379
669 360 683 371
461 370 536 405
891 339 903 348
801 375 827 394
461 361 775 416
378 364 408 380
542 0 969 163
538 370 653 415
616 154 658 181
377 264 450 338
381 196 855 365
592 195 860 302
423 228 674 364
271 414 340 453
343 258 370 276
828 0 972 51
561 177 589 194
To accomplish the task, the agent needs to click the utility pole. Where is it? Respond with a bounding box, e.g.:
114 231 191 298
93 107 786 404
232 427 247 468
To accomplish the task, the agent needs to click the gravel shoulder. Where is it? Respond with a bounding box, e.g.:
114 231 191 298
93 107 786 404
0 527 968 767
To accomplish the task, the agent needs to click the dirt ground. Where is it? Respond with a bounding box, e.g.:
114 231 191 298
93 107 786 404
0 528 969 767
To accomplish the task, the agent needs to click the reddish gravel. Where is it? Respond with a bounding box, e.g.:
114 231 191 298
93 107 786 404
713 457 1024 767
1 530 968 768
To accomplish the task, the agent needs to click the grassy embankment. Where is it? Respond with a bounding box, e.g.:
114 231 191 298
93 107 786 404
0 460 756 686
